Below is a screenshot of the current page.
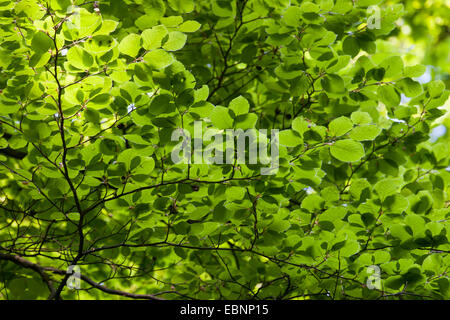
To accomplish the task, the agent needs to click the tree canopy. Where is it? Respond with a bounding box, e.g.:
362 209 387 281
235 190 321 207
0 0 449 300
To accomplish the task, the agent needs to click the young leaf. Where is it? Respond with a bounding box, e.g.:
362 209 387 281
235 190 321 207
162 31 187 51
119 34 142 57
229 96 250 116
330 139 365 162
210 106 233 129
144 49 174 69
328 116 353 136
349 124 382 141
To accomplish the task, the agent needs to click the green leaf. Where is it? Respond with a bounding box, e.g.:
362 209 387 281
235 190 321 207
357 0 383 6
235 113 258 129
225 186 246 201
211 0 235 18
300 1 319 13
142 0 166 19
279 129 303 147
149 94 175 115
142 26 168 50
275 64 303 80
340 240 360 257
321 186 340 202
67 46 94 70
30 52 51 68
31 32 53 53
134 158 155 177
292 116 310 136
124 134 152 145
229 95 249 116
396 78 423 98
178 20 201 33
427 80 445 98
321 207 347 223
404 65 426 78
374 178 403 201
349 124 382 141
283 6 302 27
162 31 187 51
290 75 309 97
144 49 174 69
15 0 45 19
301 194 324 211
405 214 426 236
268 219 291 232
328 116 353 136
117 149 140 170
342 36 359 57
168 0 194 13
119 34 141 57
351 111 372 125
379 56 404 78
367 68 385 81
377 85 400 108
330 139 365 162
349 178 371 200
95 20 119 35
384 194 408 213
321 74 346 94
210 106 233 129
89 93 112 109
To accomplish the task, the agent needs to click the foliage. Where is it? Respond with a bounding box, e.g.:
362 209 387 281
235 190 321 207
388 0 449 83
0 0 449 300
